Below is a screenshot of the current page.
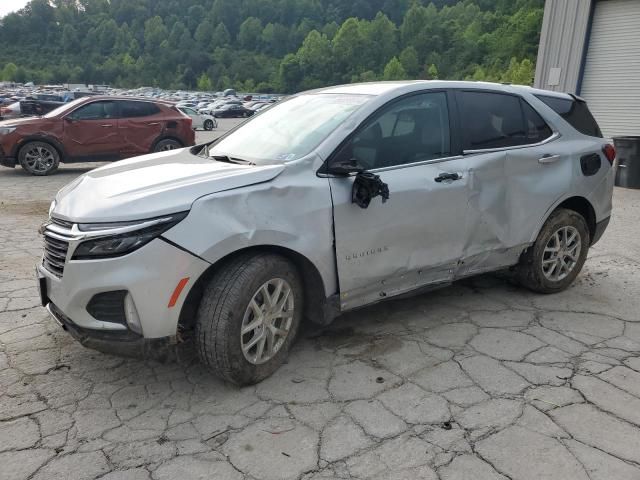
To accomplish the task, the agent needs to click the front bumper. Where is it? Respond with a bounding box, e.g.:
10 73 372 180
0 145 16 168
39 237 210 340
47 302 177 360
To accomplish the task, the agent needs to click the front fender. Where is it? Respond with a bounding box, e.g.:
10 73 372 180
163 162 338 298
11 134 69 161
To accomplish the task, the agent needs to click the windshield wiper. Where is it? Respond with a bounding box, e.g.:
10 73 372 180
212 155 254 165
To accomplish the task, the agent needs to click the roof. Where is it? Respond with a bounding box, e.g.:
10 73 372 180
76 95 177 106
309 80 573 99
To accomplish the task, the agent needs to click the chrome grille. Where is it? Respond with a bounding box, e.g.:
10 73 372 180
42 220 75 277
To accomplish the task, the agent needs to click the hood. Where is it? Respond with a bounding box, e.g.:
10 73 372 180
0 116 44 127
52 149 285 222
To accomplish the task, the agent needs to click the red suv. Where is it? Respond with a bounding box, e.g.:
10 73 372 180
0 96 195 175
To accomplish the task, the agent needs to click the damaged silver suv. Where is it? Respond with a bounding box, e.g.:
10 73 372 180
39 81 615 385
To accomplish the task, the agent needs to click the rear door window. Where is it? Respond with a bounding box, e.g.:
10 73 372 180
535 94 603 138
119 101 160 118
457 91 553 150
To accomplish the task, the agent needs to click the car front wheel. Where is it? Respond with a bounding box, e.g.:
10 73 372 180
18 141 60 176
196 253 303 385
204 119 214 131
516 208 590 293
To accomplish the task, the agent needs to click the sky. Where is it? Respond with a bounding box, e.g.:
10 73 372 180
0 0 31 18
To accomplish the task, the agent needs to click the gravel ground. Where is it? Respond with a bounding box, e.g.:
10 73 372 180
1 132 640 480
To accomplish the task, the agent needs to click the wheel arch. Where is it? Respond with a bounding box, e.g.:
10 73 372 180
177 245 331 338
534 196 597 245
12 135 68 162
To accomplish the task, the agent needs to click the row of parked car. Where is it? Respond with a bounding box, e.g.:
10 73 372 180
0 82 286 175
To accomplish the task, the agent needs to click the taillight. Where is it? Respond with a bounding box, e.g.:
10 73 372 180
603 144 616 165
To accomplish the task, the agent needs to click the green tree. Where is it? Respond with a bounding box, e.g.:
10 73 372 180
182 67 197 89
144 16 168 53
383 57 406 80
194 19 214 49
197 72 213 90
426 63 439 80
211 22 231 47
0 0 545 93
399 46 419 77
501 57 535 85
297 30 332 88
279 53 303 92
2 63 18 81
61 24 78 52
238 17 264 50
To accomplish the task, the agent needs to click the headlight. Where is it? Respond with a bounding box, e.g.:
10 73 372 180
0 126 16 135
72 212 187 260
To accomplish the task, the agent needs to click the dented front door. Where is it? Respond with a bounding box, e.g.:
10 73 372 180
330 158 470 310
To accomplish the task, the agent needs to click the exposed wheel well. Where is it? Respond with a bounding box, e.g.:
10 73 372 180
178 246 328 338
555 196 597 243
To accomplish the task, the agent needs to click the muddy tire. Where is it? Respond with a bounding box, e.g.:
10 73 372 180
153 138 182 152
517 208 590 294
195 253 303 385
18 141 60 176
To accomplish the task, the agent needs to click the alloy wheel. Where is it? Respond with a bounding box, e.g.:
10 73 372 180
541 226 582 281
24 146 55 172
240 278 294 365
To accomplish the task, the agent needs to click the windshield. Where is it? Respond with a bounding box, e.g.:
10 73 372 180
44 97 87 118
209 93 371 163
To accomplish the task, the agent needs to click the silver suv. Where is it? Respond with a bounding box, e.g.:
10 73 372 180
39 81 615 384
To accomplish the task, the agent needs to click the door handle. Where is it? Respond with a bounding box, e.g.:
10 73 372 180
147 122 160 126
435 172 461 183
100 124 113 128
539 154 561 164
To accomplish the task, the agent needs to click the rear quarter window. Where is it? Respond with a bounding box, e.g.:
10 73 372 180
457 91 552 150
535 95 603 138
120 101 161 118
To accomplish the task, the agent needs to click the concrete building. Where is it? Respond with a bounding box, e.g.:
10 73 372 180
534 0 640 137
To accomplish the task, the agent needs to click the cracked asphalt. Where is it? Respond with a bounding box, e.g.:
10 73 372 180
1 133 640 480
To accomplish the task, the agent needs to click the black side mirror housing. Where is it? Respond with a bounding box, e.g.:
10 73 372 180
326 157 365 176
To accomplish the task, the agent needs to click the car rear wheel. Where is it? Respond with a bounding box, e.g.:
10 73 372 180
196 253 303 385
18 141 60 176
516 208 590 294
204 119 214 131
153 139 182 152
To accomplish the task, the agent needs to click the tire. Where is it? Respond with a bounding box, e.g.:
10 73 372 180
516 208 590 294
153 138 182 153
18 141 60 176
204 119 214 131
196 253 303 385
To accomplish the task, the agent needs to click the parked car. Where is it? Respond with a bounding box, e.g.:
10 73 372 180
0 96 195 175
39 81 614 385
213 104 255 118
199 99 242 115
0 101 21 120
177 106 217 131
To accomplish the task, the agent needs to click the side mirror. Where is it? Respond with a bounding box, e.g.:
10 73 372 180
326 157 365 176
